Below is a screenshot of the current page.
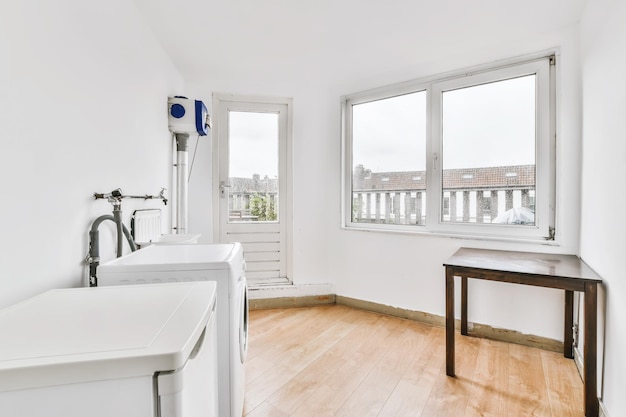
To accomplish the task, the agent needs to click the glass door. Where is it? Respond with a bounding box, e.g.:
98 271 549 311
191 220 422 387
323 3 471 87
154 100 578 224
214 95 291 285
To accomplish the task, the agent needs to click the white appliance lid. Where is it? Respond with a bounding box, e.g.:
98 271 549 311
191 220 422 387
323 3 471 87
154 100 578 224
0 282 216 392
97 243 242 273
155 233 201 244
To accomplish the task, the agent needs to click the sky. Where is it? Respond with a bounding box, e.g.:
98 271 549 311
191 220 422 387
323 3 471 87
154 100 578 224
226 75 536 178
352 91 426 172
228 111 279 178
352 75 536 173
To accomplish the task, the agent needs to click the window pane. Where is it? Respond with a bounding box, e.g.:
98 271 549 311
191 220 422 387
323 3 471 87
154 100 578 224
441 75 536 225
228 111 279 223
351 91 427 225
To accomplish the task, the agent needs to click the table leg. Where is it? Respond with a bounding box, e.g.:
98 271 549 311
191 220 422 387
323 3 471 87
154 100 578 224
584 282 598 417
461 276 468 335
446 267 455 377
564 290 574 359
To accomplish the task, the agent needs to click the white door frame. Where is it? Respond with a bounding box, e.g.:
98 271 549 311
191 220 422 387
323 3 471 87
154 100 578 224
212 93 293 285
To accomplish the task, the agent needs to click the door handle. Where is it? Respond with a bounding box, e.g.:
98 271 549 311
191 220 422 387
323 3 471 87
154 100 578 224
220 181 231 198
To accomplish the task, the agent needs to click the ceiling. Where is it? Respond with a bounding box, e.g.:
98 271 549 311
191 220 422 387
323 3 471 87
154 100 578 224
134 0 586 87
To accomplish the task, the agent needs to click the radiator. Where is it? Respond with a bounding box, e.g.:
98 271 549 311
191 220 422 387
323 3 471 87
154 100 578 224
131 209 162 246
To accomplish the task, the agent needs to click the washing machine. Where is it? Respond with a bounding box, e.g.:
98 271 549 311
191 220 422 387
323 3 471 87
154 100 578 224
0 282 218 417
97 243 248 417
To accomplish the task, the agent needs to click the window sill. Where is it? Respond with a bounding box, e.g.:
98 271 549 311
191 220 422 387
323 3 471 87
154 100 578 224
341 224 560 247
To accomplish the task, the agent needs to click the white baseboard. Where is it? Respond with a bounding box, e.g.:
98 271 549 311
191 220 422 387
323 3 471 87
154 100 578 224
573 346 584 379
600 400 610 417
247 283 333 299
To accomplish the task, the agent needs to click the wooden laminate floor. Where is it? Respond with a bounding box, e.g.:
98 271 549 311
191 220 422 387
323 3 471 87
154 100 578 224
244 304 584 417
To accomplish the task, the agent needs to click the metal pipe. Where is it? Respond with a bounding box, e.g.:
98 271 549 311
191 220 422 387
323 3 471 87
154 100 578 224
112 203 124 258
87 214 137 287
121 223 137 252
94 188 167 205
175 133 189 234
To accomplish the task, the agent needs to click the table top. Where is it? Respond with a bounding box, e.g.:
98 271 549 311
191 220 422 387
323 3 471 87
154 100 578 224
444 247 602 282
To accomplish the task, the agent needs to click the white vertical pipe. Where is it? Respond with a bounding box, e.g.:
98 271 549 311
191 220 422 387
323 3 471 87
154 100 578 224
175 133 189 234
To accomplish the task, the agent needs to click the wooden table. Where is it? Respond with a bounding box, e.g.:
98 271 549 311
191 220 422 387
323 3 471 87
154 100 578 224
443 247 602 417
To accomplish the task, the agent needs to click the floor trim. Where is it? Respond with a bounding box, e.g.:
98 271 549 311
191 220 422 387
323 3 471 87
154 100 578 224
574 345 584 378
250 293 563 353
249 294 336 309
600 400 610 417
336 295 563 353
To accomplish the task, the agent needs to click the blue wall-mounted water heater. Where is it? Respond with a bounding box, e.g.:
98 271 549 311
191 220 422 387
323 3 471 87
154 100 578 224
167 96 210 136
167 96 210 235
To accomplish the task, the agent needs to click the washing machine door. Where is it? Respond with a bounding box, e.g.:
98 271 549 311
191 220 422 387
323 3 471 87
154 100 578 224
239 283 248 363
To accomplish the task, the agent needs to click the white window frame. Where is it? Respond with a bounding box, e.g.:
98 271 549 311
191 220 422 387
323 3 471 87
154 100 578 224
341 53 556 241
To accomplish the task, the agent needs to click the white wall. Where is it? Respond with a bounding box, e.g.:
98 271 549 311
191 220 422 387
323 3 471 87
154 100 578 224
329 26 584 342
0 1 183 308
2 1 612 407
580 0 626 415
186 24 583 341
185 81 338 287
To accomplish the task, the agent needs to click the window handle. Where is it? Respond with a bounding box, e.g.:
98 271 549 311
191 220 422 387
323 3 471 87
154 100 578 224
433 153 439 170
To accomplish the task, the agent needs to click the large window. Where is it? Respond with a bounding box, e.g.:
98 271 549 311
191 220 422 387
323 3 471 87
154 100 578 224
343 55 555 240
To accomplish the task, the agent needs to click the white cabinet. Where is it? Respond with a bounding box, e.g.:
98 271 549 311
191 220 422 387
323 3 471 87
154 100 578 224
0 282 218 417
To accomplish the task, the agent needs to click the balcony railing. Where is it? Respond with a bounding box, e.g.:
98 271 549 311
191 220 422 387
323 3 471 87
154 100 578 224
352 187 535 225
228 192 278 222
351 165 536 226
226 166 536 226
226 186 534 225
